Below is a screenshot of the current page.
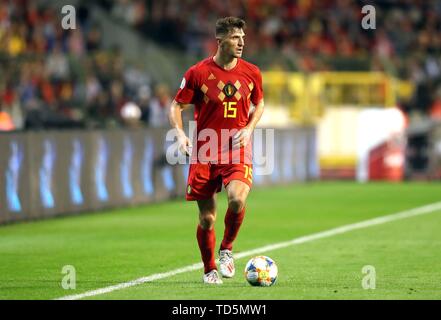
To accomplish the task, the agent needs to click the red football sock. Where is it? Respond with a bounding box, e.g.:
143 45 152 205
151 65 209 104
196 224 217 274
220 207 245 251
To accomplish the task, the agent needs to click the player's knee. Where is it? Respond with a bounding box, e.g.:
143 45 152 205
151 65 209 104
228 197 245 213
199 213 216 229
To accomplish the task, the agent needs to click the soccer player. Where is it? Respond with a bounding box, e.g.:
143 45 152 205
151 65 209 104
169 17 264 284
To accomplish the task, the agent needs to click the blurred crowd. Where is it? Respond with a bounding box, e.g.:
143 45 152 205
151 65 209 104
104 0 441 120
0 0 169 131
104 0 440 70
2 0 441 131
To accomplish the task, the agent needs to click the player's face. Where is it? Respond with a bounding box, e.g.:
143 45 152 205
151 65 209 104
220 28 245 58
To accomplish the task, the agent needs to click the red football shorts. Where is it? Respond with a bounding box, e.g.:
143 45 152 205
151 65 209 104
186 163 253 201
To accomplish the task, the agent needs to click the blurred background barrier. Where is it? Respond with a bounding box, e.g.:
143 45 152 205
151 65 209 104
261 71 411 180
0 127 317 225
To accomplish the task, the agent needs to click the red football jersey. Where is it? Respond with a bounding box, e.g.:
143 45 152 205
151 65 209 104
175 57 264 164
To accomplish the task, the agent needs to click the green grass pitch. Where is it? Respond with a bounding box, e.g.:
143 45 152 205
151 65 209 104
0 182 440 300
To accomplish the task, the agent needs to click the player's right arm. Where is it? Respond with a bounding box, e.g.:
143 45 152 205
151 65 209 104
169 66 199 156
169 100 192 156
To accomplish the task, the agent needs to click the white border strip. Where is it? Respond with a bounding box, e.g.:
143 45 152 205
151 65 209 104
56 201 441 300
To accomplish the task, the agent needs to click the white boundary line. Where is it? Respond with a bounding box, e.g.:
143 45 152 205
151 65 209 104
56 201 441 300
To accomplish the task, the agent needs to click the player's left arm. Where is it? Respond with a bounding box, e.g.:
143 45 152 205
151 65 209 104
246 98 265 131
232 98 264 149
232 67 264 149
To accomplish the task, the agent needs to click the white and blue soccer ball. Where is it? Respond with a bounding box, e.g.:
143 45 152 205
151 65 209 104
244 256 278 287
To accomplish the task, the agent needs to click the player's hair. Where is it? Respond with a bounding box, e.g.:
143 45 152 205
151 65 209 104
215 17 246 39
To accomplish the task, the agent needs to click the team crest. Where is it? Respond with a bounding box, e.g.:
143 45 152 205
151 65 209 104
223 82 237 98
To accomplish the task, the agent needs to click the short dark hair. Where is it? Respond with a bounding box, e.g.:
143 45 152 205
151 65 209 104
215 17 246 38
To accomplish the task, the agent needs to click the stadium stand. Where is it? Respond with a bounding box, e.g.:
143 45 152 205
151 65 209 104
2 0 441 131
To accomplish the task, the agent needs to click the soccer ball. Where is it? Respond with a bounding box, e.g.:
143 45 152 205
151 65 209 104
244 256 278 286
